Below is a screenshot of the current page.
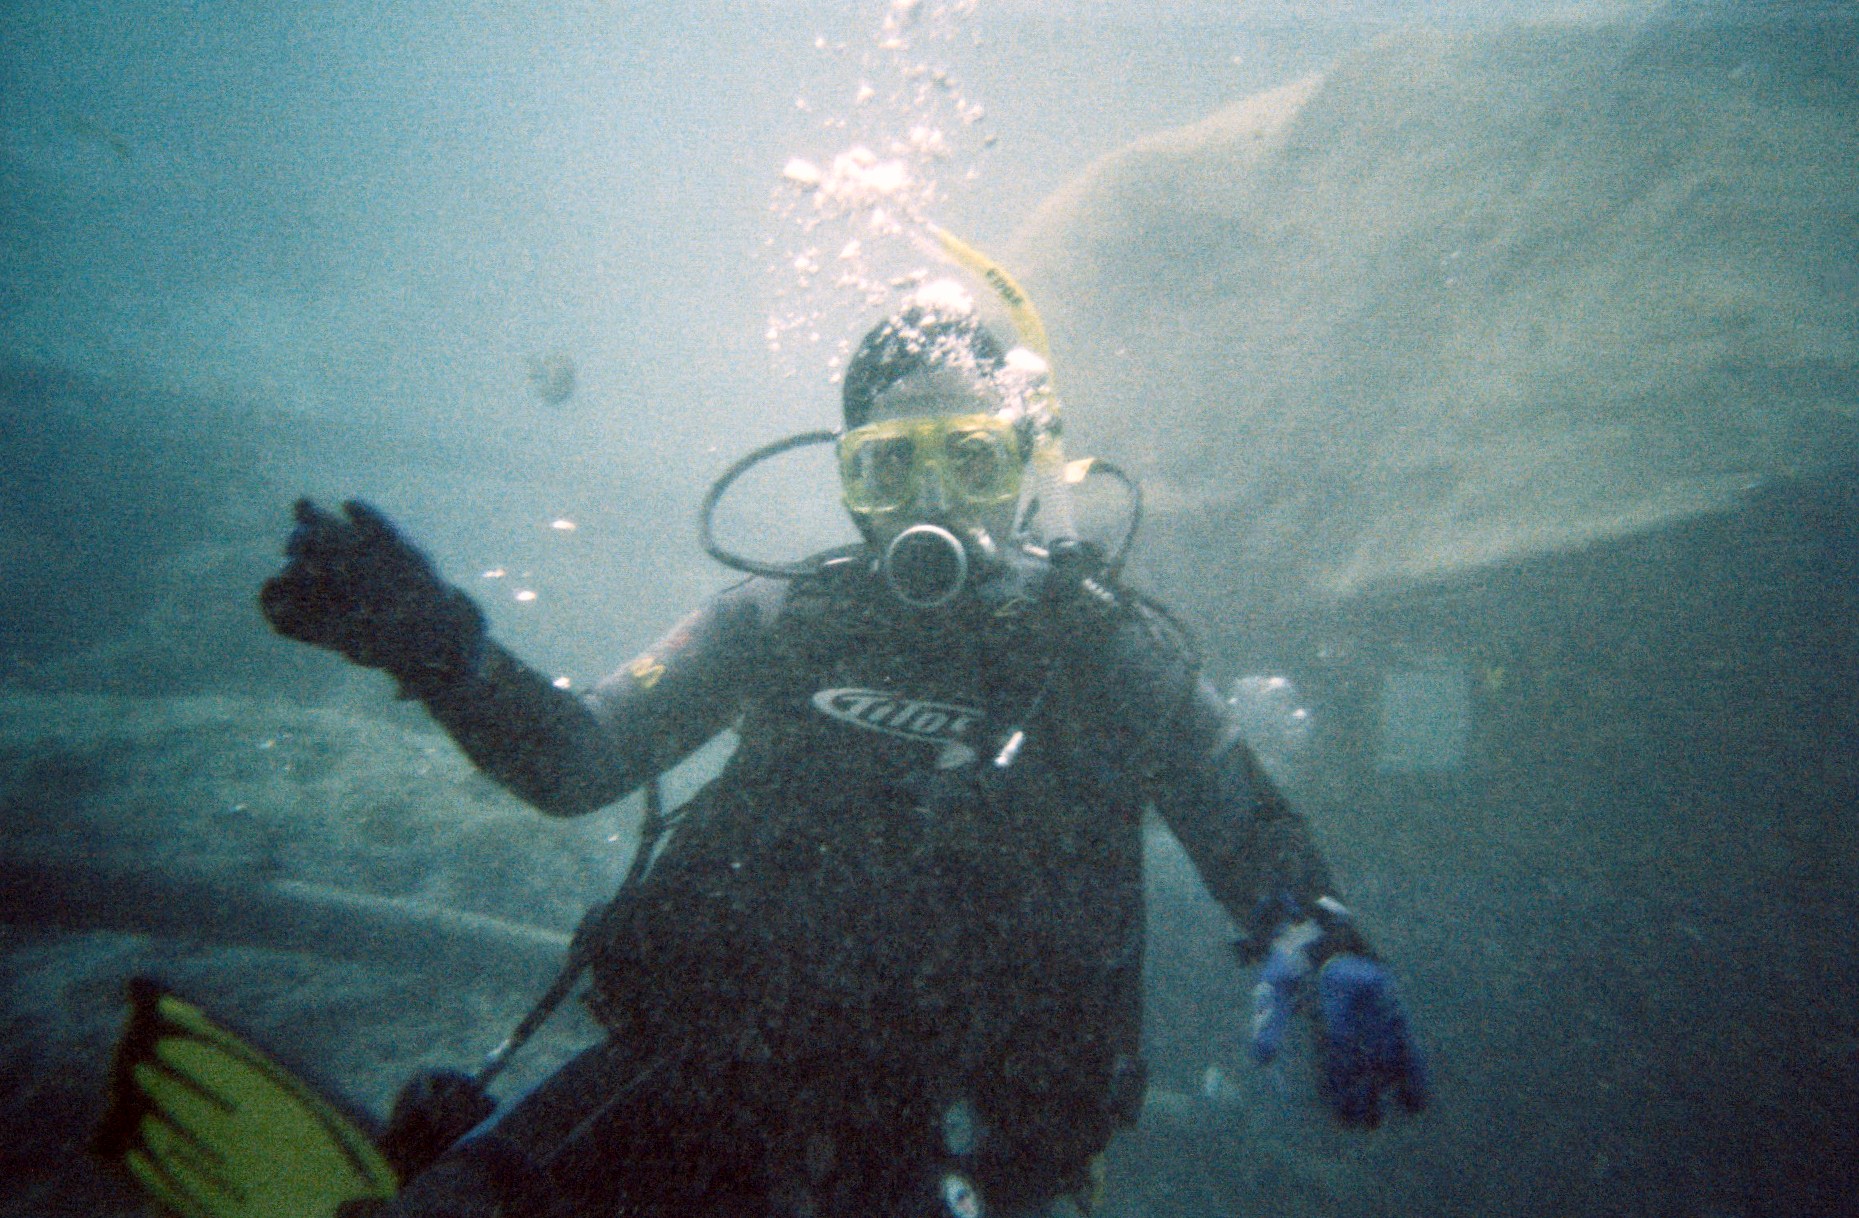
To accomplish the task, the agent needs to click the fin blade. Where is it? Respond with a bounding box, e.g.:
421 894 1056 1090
98 979 398 1218
125 1146 217 1218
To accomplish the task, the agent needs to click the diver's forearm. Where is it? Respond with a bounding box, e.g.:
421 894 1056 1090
1147 673 1341 946
423 643 644 816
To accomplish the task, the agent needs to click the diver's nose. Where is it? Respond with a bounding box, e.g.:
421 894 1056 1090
914 467 950 515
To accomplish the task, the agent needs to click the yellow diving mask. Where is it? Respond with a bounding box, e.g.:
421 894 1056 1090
838 412 1025 517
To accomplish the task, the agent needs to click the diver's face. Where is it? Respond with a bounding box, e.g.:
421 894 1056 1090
854 367 1022 549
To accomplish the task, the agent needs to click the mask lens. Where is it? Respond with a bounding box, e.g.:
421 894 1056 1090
942 426 1018 506
840 415 1021 516
843 434 918 513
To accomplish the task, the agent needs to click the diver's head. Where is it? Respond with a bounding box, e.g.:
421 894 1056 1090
838 290 1030 607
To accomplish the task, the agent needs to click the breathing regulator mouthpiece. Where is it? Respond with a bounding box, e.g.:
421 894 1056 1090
884 524 970 608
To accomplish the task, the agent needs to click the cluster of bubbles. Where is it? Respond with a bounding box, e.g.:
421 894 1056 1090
764 0 996 388
863 278 994 376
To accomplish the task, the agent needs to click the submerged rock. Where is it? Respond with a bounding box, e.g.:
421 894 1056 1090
1013 18 1858 615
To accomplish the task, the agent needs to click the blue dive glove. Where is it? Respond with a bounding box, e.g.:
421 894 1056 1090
1315 954 1429 1127
1247 899 1429 1128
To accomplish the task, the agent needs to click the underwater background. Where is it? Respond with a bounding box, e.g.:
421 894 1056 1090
2 1 1854 1215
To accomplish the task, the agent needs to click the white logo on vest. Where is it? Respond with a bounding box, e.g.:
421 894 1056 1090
810 688 982 769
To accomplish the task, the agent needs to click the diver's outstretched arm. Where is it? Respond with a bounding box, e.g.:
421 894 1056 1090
420 640 641 816
427 576 780 817
259 498 766 816
1111 606 1429 1128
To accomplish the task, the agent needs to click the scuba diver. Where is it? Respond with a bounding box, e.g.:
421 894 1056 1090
226 279 1426 1218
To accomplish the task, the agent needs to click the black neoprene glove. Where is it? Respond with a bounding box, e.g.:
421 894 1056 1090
378 1067 497 1180
260 498 487 698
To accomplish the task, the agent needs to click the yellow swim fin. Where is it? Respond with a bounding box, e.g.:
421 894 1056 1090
95 977 398 1218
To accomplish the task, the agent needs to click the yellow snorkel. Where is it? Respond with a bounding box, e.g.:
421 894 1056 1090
929 225 1084 547
929 225 1051 360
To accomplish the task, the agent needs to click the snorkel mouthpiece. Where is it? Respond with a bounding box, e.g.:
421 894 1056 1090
885 524 970 608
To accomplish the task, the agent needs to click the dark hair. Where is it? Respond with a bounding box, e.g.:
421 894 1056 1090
841 307 1007 430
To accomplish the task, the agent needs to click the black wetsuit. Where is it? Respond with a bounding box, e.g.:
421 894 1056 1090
408 550 1339 1218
